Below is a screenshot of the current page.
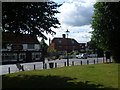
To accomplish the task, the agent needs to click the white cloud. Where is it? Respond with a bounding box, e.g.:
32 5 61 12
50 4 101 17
42 0 96 45
42 24 93 45
56 1 94 26
67 25 93 43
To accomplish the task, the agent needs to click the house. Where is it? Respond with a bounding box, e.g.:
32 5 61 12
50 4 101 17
79 43 86 53
2 32 40 51
49 34 80 53
2 32 41 63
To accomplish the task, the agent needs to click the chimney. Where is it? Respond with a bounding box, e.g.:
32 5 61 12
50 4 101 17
62 34 66 38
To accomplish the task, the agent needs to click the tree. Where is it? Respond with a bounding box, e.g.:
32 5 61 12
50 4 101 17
47 46 59 59
91 2 120 63
40 39 48 61
87 40 97 54
39 39 48 68
47 48 57 53
2 2 62 40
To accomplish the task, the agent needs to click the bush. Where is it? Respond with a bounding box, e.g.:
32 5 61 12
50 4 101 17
72 52 79 55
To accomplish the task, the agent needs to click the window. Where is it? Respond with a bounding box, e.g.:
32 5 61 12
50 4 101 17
19 53 26 59
27 44 34 49
58 46 62 49
58 40 62 44
72 40 75 44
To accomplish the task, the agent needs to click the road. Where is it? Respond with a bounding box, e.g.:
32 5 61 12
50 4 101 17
0 57 112 75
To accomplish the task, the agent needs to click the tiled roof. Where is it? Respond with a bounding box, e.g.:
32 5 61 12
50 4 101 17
2 32 40 44
52 37 79 46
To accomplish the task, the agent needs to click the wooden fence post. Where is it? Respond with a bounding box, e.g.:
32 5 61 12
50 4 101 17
97 59 98 63
64 62 66 66
22 65 24 71
44 63 47 69
94 60 95 64
34 64 35 70
106 59 108 63
8 67 10 74
87 60 89 65
109 59 111 62
81 61 82 65
72 61 74 66
55 63 57 68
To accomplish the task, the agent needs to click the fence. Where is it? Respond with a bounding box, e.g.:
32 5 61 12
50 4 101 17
4 57 113 74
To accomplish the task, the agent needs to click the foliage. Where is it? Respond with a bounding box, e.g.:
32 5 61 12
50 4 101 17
40 39 48 53
87 40 97 50
47 46 60 59
47 47 57 53
87 40 98 54
39 39 48 61
65 52 73 56
67 53 71 55
72 52 79 55
91 2 120 62
2 2 62 40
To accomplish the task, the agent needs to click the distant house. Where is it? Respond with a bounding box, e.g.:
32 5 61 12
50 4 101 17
2 32 40 51
49 34 80 53
79 43 86 53
79 43 86 48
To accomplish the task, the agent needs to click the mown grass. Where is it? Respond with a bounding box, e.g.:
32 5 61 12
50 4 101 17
2 63 119 89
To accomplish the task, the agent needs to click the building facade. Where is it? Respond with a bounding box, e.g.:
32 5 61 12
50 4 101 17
2 32 40 51
49 34 80 53
2 32 41 63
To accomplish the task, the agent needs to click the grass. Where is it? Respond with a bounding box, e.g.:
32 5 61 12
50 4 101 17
2 63 119 89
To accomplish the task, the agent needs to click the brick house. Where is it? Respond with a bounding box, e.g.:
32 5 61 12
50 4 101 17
49 34 80 53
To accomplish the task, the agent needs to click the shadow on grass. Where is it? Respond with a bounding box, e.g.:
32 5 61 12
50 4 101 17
2 75 113 89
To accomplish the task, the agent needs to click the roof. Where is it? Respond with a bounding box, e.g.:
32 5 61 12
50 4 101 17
79 43 86 45
52 37 75 41
2 32 40 44
51 37 79 46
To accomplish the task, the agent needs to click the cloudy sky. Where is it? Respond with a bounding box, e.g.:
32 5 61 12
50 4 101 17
42 0 97 45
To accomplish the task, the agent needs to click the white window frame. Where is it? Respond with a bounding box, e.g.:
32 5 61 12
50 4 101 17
27 44 35 49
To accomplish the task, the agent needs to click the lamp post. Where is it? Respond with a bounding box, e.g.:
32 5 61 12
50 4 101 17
66 29 70 66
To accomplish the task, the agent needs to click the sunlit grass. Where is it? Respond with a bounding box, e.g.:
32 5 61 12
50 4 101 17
2 63 119 88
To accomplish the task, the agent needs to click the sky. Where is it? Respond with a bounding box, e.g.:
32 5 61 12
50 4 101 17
39 0 97 45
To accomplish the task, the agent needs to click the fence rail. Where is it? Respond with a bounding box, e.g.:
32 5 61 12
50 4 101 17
1 57 113 75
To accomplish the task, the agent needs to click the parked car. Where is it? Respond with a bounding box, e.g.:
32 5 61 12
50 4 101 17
76 53 87 59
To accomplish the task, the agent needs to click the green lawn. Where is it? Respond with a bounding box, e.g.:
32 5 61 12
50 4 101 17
2 63 119 89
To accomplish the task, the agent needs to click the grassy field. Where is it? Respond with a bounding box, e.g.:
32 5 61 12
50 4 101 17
2 63 119 89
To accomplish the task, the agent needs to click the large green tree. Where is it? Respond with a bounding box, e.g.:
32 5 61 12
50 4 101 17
2 2 61 39
91 2 120 63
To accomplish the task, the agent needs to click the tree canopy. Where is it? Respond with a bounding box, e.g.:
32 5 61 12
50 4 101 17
2 2 62 40
91 2 120 62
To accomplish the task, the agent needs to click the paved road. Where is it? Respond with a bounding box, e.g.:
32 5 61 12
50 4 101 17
0 57 112 75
